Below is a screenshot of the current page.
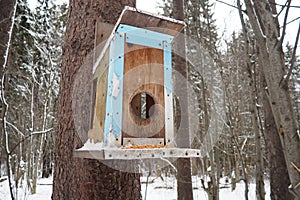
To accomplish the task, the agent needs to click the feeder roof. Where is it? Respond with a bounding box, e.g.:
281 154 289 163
116 6 185 36
93 6 184 74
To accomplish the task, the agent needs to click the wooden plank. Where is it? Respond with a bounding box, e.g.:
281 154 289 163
73 149 105 160
94 21 114 64
88 49 109 143
122 43 165 142
89 78 98 129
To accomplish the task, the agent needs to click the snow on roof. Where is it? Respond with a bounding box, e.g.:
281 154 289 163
118 6 184 36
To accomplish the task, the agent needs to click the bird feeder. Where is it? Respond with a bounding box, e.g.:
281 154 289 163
74 6 202 160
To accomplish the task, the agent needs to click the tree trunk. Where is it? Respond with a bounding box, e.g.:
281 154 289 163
262 78 293 200
173 0 193 200
0 0 18 199
254 107 265 200
249 47 265 200
52 1 141 200
210 148 219 200
244 0 300 197
42 138 52 178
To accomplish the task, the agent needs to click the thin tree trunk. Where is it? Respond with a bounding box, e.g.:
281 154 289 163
0 0 18 199
262 77 293 200
1 70 15 200
173 0 193 199
224 78 249 199
231 125 249 200
210 148 219 200
42 138 52 178
254 106 265 200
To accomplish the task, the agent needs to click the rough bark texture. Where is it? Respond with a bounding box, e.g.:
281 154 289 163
173 0 193 199
244 0 300 197
262 79 293 200
52 1 142 200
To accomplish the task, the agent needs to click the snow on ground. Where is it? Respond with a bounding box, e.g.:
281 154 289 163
0 177 10 199
0 176 53 200
141 176 270 200
0 176 270 200
28 178 53 200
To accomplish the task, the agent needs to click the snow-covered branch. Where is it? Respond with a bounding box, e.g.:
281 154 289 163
5 121 24 137
9 128 53 155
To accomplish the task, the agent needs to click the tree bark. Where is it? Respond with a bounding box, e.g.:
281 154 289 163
262 77 293 200
52 1 141 200
244 0 300 197
173 0 193 200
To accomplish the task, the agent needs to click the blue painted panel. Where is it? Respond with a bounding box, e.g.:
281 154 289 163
103 47 114 144
112 33 124 141
117 24 173 48
163 41 172 94
104 33 124 145
117 24 173 42
126 33 164 50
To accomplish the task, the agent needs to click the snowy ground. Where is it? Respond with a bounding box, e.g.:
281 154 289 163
0 176 270 200
141 176 270 200
0 176 53 200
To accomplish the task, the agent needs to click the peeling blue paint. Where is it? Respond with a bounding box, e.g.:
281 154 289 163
164 41 172 94
104 33 124 145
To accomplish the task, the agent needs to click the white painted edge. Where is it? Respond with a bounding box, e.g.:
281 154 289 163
164 88 174 146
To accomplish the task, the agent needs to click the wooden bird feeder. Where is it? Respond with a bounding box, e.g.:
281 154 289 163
74 6 202 160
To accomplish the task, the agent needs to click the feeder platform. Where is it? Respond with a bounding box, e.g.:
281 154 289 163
74 147 202 160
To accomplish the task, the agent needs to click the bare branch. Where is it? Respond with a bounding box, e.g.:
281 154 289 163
284 21 300 83
9 128 53 155
0 17 10 25
276 0 289 17
279 0 292 47
284 17 300 26
216 0 247 13
6 121 25 137
237 0 248 44
32 128 53 135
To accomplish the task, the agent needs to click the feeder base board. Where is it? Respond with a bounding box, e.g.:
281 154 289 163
73 147 202 160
